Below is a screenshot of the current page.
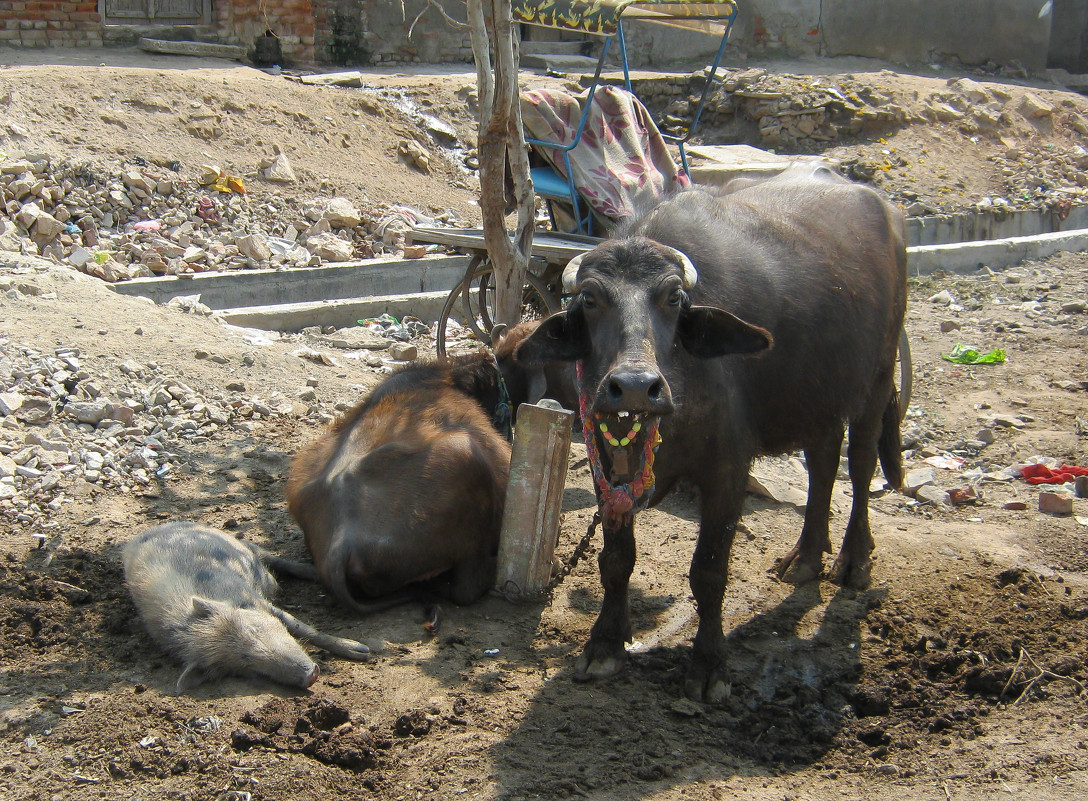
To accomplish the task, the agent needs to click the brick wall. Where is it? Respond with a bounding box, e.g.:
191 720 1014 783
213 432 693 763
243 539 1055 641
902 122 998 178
0 1 103 48
0 0 471 65
216 0 316 65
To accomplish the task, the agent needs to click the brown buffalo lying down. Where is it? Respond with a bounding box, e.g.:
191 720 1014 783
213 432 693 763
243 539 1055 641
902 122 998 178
286 342 526 614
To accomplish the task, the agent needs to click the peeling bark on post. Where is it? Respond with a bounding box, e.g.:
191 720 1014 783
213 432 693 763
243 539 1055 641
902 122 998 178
468 0 535 328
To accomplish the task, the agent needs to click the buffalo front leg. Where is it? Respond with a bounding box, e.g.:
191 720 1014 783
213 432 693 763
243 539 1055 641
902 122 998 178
575 515 636 681
685 475 747 703
776 424 844 584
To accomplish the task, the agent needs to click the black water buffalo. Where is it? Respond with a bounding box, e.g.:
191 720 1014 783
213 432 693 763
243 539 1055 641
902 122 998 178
516 165 907 701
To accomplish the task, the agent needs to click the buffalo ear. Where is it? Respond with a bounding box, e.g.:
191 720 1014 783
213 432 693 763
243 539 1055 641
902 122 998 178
515 309 588 365
678 305 773 358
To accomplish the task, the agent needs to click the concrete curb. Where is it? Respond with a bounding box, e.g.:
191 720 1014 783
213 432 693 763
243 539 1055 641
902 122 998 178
215 290 452 334
907 227 1088 275
105 227 1088 333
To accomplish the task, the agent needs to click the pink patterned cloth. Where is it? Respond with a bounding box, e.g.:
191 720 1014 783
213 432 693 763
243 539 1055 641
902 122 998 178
520 85 689 228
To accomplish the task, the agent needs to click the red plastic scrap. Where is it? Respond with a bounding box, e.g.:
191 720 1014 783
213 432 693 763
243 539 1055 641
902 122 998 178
1020 463 1088 484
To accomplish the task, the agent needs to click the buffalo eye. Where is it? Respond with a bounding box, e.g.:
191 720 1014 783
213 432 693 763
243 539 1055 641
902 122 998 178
580 290 597 309
667 288 684 307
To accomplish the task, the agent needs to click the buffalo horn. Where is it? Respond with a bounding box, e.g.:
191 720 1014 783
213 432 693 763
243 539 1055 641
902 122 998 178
561 251 588 293
660 245 699 289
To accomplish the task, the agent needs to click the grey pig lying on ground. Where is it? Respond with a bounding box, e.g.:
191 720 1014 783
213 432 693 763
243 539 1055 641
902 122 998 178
123 521 370 693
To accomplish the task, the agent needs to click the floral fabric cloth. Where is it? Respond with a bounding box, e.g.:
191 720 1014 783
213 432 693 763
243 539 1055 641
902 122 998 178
520 85 689 228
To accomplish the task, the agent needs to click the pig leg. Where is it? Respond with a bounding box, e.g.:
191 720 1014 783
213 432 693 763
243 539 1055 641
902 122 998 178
685 465 749 703
574 516 636 681
776 424 844 584
269 605 370 660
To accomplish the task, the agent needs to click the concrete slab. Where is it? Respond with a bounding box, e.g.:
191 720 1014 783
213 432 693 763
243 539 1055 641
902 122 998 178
215 290 453 333
907 228 1088 275
298 71 364 87
107 255 470 310
137 38 246 60
687 144 839 188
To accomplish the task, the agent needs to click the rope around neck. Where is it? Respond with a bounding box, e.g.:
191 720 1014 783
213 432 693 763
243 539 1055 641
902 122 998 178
491 355 513 442
577 362 661 528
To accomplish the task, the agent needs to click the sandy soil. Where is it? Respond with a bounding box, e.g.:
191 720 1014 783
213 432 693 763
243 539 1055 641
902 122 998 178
0 49 1087 801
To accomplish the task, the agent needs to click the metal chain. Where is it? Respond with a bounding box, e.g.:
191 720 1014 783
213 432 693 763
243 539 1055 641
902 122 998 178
545 511 600 594
490 512 600 603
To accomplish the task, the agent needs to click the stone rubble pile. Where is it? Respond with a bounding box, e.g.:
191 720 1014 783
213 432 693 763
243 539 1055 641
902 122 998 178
655 68 1088 215
0 325 333 537
0 155 445 284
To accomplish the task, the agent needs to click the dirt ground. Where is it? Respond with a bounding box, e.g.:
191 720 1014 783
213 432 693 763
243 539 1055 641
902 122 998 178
1 49 1088 801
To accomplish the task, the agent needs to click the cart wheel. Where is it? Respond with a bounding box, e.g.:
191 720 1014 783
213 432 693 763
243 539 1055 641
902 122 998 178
435 259 561 357
897 326 912 422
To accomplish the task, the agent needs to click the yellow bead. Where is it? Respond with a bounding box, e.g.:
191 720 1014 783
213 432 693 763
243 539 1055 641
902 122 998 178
620 437 630 446
632 421 642 432
599 423 608 433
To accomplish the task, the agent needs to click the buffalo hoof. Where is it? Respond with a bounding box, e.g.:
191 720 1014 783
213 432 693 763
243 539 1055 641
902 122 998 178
573 640 627 682
829 552 872 589
774 549 822 585
683 659 730 704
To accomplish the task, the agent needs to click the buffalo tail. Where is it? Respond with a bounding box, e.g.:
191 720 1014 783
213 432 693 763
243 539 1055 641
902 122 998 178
878 389 903 490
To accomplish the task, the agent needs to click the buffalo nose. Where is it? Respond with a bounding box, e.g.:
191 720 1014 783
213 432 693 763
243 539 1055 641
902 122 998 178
603 368 672 413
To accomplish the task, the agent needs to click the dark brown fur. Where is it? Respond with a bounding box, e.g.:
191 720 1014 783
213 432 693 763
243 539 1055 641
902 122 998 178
286 351 512 614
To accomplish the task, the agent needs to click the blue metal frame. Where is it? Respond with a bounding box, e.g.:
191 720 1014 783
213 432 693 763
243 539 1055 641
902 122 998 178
522 5 739 235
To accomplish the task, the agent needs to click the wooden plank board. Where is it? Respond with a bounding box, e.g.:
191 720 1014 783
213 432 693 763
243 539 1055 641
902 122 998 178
409 226 597 263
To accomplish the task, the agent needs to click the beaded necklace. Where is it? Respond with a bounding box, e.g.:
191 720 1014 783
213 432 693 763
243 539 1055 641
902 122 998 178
577 362 662 528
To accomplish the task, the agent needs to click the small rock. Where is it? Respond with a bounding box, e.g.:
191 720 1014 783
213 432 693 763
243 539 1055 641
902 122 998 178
903 466 937 495
939 320 961 333
1019 93 1053 119
928 290 954 305
323 197 362 229
402 245 428 259
260 152 297 183
305 232 354 262
0 392 25 416
397 140 431 173
237 233 272 262
916 484 952 507
1038 492 1073 515
1060 299 1087 314
388 343 418 361
1002 501 1028 510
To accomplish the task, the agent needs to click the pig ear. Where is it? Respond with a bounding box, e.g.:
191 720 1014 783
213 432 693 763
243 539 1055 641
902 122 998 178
176 663 208 694
190 596 229 620
515 310 588 365
678 305 773 358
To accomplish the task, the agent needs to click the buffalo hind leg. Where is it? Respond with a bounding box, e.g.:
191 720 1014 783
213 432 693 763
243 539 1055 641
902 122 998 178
776 425 844 584
685 470 748 703
575 517 636 681
830 379 892 588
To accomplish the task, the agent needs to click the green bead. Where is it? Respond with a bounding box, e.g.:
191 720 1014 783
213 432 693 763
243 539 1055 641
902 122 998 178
632 421 642 432
599 422 608 433
620 437 630 446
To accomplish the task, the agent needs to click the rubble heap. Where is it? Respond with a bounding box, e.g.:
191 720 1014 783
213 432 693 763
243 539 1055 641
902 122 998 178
0 155 442 283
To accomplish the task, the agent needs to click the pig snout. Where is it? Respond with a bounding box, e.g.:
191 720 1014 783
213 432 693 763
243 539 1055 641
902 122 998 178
303 663 320 688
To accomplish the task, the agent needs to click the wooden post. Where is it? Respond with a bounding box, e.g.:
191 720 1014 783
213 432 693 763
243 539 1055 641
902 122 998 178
495 400 574 599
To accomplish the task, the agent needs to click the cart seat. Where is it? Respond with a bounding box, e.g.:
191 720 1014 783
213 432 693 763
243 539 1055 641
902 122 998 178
522 84 690 236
